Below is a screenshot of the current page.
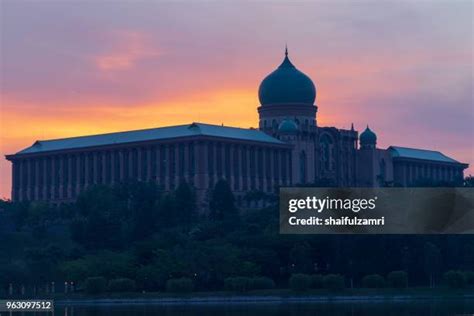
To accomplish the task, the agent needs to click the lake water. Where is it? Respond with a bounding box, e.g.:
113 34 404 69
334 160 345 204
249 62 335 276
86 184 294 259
17 300 474 316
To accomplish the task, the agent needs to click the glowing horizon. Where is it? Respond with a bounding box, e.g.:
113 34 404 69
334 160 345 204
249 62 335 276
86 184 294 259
1 1 473 198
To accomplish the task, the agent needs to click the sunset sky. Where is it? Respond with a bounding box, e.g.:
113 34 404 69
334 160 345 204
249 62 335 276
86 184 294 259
0 1 473 198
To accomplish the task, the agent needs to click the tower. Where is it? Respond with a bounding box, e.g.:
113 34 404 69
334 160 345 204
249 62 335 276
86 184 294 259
257 48 318 184
357 125 381 186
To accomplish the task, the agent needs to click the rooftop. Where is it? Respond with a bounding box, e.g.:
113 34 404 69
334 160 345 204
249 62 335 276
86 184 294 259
389 146 462 164
13 123 284 156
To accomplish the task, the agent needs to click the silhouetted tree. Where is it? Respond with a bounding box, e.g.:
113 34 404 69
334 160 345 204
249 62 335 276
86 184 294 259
128 181 161 240
423 242 441 288
157 193 176 227
72 185 125 249
209 179 237 221
289 242 313 274
464 175 474 187
174 181 197 226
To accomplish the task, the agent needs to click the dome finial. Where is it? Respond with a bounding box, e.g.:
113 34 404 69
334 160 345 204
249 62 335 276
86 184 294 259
279 44 294 69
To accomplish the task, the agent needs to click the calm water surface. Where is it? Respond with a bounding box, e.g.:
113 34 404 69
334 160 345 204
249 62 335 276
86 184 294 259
13 300 474 316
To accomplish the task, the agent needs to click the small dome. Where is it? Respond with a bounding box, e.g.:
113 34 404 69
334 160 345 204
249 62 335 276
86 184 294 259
278 118 298 134
360 125 377 145
258 48 316 106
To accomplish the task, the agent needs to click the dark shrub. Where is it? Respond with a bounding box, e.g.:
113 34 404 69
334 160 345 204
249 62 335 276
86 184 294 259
224 277 251 292
289 274 312 291
85 277 107 294
166 277 194 293
323 274 345 290
444 271 467 288
250 277 275 290
362 274 385 288
108 278 136 292
310 274 324 289
135 264 167 291
464 271 474 285
387 271 408 288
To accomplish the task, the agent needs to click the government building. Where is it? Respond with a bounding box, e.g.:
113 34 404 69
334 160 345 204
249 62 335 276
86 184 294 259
5 49 469 206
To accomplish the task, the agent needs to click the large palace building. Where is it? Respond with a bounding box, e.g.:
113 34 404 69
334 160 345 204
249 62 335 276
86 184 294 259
6 49 468 205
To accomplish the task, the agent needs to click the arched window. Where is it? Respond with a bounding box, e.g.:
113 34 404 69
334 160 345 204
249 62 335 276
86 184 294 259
379 159 386 186
169 145 175 179
216 143 222 176
300 150 306 184
208 143 214 175
189 142 195 177
380 159 386 180
179 143 185 178
320 134 334 172
225 144 231 180
233 145 239 190
131 148 138 179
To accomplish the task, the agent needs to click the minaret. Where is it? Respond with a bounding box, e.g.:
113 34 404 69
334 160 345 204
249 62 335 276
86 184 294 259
357 125 379 186
257 48 321 185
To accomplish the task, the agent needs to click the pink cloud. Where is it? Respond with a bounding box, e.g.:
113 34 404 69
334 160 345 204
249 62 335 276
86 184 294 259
94 31 161 71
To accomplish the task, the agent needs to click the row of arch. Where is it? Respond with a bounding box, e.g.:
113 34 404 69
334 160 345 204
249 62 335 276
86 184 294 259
297 132 339 184
261 118 317 130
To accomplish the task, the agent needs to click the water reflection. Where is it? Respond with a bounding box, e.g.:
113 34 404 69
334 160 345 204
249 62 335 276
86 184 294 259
9 300 474 316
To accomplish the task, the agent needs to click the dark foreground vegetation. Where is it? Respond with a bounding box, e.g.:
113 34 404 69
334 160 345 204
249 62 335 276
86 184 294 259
0 178 473 297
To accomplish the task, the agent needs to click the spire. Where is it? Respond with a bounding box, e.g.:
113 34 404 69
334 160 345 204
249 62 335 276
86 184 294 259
351 123 354 131
279 44 294 68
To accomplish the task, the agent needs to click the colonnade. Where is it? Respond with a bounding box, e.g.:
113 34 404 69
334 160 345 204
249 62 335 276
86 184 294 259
12 140 293 202
397 161 463 186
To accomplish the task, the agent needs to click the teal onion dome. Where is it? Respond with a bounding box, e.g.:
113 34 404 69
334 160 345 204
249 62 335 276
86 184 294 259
258 48 316 106
278 118 298 134
360 125 377 145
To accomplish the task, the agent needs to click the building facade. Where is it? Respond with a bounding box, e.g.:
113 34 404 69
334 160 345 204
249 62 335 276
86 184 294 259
5 49 469 205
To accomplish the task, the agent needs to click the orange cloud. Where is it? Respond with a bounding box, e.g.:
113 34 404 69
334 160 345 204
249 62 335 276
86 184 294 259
0 89 259 198
1 48 472 199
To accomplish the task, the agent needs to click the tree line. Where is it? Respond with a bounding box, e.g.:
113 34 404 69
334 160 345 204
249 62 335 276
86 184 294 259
0 176 473 295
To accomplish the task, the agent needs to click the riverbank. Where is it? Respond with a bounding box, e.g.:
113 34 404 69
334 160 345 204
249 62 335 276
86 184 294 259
34 288 474 305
